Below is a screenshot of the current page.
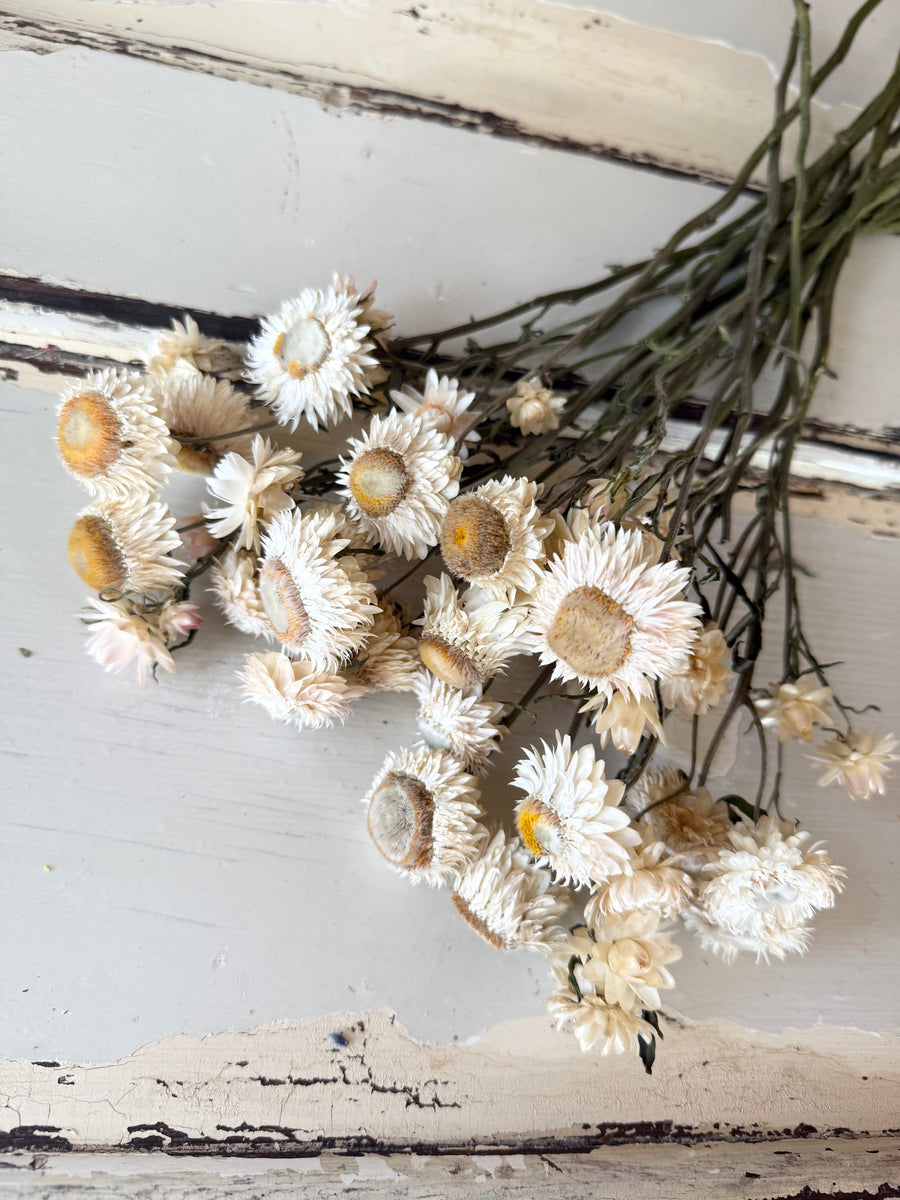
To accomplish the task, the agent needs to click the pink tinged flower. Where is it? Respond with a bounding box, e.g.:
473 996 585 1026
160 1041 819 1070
81 596 175 685
157 600 203 643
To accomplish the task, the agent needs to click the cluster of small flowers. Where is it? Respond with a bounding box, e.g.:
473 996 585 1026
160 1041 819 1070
54 276 894 1063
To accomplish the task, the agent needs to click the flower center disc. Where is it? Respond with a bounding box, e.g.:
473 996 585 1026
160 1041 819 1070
440 497 510 579
67 515 127 591
608 939 651 978
258 557 311 648
517 799 562 859
349 448 410 517
169 431 221 475
419 632 484 692
547 585 633 679
367 771 434 869
57 391 120 477
451 893 505 949
275 317 332 379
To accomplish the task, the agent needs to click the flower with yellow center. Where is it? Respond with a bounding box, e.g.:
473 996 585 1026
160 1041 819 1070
240 651 363 730
627 769 732 873
67 496 184 598
755 677 833 744
56 370 173 499
413 671 505 775
451 828 567 951
808 731 898 800
580 690 666 755
440 476 553 603
157 371 260 474
342 605 420 693
391 368 479 458
247 287 378 430
363 746 486 887
80 595 176 685
577 912 682 1012
505 376 565 436
146 315 228 377
338 410 462 559
209 546 273 640
204 435 304 553
586 842 694 922
512 735 639 888
660 623 731 717
530 523 700 702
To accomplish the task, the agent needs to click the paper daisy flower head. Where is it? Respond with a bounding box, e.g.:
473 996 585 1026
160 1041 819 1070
391 368 479 457
660 622 731 717
808 731 898 800
209 546 273 640
512 735 639 888
418 574 533 692
548 965 656 1055
506 376 565 437
755 676 833 744
246 287 378 430
413 671 505 775
80 595 175 685
343 605 420 693
451 828 567 951
333 272 393 339
67 496 184 598
440 476 553 603
158 371 258 474
363 746 486 886
627 768 732 873
56 369 172 499
530 524 701 701
240 651 361 730
205 435 304 554
586 842 693 923
580 690 666 756
146 315 227 377
258 507 378 671
338 410 461 559
574 912 682 1013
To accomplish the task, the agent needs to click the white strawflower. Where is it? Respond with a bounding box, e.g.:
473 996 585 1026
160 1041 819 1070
627 769 731 873
586 842 693 922
809 731 898 800
755 677 833 744
258 508 378 671
56 369 173 498
680 905 812 964
548 969 656 1055
440 476 553 604
391 368 479 457
158 370 260 473
209 546 273 640
343 605 419 693
512 735 639 888
451 829 567 951
81 595 175 685
506 376 565 436
418 574 532 692
246 287 378 429
413 671 505 775
67 496 184 598
530 524 701 702
146 315 227 376
204 435 303 553
660 623 731 717
333 273 393 339
338 411 461 559
580 690 666 755
576 913 681 1012
240 651 361 729
363 746 486 886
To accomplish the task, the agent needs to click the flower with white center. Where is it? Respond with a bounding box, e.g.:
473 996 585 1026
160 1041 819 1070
451 828 567 951
413 671 505 775
258 507 378 671
548 963 656 1055
246 287 378 429
392 368 479 457
512 735 639 888
146 315 227 376
586 842 693 922
418 574 533 692
580 690 666 756
808 731 898 800
363 746 486 886
530 524 701 702
660 623 731 717
158 371 260 473
627 769 731 873
440 476 553 604
156 600 202 644
81 595 176 685
240 651 361 730
755 677 833 744
506 376 565 436
56 369 173 499
342 605 420 693
67 496 184 598
338 410 462 559
204 435 304 553
576 912 682 1012
209 546 273 640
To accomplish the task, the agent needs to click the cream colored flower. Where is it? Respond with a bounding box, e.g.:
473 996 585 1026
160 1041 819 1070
452 828 567 951
240 651 361 729
580 690 666 755
156 600 202 644
586 842 693 922
418 574 532 692
342 605 420 693
413 671 505 775
363 746 486 886
204 435 303 553
576 912 681 1012
338 410 461 559
56 369 173 498
660 623 731 717
179 517 222 565
68 496 184 598
506 377 565 436
391 368 479 457
440 476 553 603
756 677 833 744
258 507 378 670
808 731 898 800
209 546 273 640
146 315 227 376
246 287 377 430
627 769 731 873
512 735 639 888
81 595 175 685
333 273 393 338
548 972 656 1055
158 370 260 473
680 904 812 964
530 524 700 702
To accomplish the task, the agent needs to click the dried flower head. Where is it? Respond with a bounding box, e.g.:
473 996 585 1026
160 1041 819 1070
205 435 303 553
413 671 505 775
660 623 731 717
240 651 361 729
506 377 565 436
80 595 176 685
627 769 732 873
209 546 273 640
580 690 666 755
391 368 479 457
146 315 227 376
586 842 694 922
808 731 898 800
343 605 420 693
548 972 656 1055
560 916 681 1014
755 677 833 744
157 371 258 473
68 496 184 598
